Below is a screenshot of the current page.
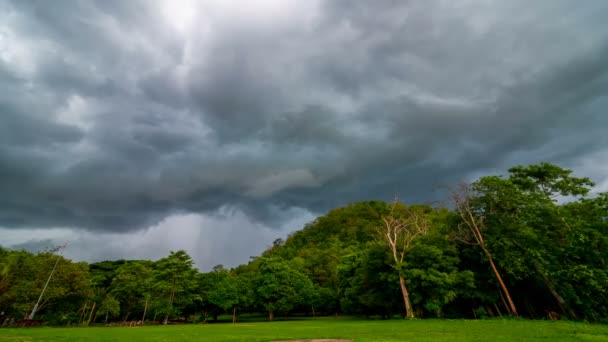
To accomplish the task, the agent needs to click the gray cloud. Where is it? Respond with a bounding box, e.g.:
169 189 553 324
1 0 607 250
1 209 315 271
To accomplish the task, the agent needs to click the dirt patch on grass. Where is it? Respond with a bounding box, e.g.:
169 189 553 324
271 340 352 342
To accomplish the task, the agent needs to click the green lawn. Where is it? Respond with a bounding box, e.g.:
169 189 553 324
1 318 608 342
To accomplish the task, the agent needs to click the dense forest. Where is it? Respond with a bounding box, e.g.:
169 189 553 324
1 163 607 326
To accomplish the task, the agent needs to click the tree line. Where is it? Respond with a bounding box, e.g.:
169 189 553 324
1 162 607 325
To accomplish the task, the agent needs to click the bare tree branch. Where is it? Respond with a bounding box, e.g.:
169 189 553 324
449 183 519 317
378 196 429 318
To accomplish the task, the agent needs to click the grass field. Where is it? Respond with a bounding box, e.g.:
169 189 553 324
2 318 608 342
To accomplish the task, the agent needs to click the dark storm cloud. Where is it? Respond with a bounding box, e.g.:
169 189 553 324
1 0 607 233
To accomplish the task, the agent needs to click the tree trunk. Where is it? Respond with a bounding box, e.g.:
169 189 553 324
498 289 509 315
493 303 503 317
380 202 428 321
164 288 175 325
268 311 274 321
399 275 414 318
87 301 97 326
483 246 518 316
105 311 109 324
524 298 537 318
79 302 88 326
312 305 316 318
142 298 148 325
532 260 576 318
232 307 237 323
123 312 130 322
454 187 518 317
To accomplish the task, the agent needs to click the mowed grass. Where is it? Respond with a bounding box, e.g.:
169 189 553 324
2 318 608 342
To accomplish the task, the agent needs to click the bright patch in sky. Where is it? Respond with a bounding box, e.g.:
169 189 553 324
161 0 196 33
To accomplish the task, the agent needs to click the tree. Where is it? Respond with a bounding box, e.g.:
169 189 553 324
200 265 240 323
378 198 429 318
111 261 153 323
337 243 401 318
508 162 593 199
0 249 89 324
403 212 475 318
232 267 257 319
450 183 519 316
502 163 604 319
96 294 120 323
452 163 598 318
152 251 199 324
254 258 315 320
86 260 126 325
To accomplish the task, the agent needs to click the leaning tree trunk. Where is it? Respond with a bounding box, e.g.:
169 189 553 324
79 302 88 326
532 260 576 318
482 246 518 316
141 298 148 325
163 288 175 325
457 191 519 318
87 301 97 326
398 275 414 319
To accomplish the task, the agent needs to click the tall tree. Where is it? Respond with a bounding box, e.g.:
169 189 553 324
450 183 519 316
403 210 475 318
87 260 126 325
0 249 89 323
378 198 429 318
111 261 153 323
505 163 598 318
152 250 199 324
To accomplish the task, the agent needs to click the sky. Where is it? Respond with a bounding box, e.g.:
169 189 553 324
1 0 607 270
